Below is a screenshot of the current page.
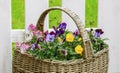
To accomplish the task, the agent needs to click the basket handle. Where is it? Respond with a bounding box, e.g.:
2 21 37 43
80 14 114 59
36 7 94 59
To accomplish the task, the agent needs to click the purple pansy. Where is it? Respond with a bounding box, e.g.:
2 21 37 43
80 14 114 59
50 31 55 35
53 22 67 36
53 26 59 36
94 29 104 38
59 22 67 29
44 30 49 36
45 32 55 42
73 30 79 36
61 49 67 56
37 38 43 43
30 44 36 50
58 28 65 35
30 43 40 50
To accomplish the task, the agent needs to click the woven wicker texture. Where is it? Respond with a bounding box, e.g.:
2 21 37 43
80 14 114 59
13 7 109 73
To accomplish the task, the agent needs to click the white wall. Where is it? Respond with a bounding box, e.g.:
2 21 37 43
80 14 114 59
98 0 120 72
0 0 12 73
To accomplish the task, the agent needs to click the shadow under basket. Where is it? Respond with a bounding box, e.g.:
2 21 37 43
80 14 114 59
12 7 109 73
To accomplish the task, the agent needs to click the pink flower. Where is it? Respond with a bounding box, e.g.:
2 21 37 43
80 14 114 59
33 30 42 38
16 42 22 48
28 24 36 31
20 44 30 54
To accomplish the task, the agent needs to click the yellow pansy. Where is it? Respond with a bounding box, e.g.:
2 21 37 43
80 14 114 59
78 38 82 41
75 45 83 55
57 37 63 43
66 33 74 42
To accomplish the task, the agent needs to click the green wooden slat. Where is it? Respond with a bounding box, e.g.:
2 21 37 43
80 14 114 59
12 43 15 56
12 0 25 29
85 0 98 28
49 0 62 28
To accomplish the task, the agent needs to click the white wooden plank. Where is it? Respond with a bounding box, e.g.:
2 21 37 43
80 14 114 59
98 0 120 72
0 0 12 73
11 30 25 42
25 0 49 33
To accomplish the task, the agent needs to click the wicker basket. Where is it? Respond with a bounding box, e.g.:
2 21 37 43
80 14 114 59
13 7 109 73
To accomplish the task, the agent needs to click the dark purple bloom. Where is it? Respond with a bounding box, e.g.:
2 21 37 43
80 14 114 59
73 30 79 36
59 22 67 29
61 49 67 56
50 31 55 35
58 29 65 35
37 38 43 43
44 30 49 36
30 44 36 50
94 29 104 38
45 33 55 42
53 27 65 36
30 43 40 50
95 29 104 34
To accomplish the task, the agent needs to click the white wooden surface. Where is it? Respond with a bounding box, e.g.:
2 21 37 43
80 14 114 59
0 0 12 73
98 0 120 72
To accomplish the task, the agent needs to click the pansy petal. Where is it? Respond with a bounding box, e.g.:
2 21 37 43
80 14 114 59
20 47 26 54
16 42 22 48
28 24 36 31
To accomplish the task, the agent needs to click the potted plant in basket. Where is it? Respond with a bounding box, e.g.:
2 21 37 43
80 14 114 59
16 22 108 61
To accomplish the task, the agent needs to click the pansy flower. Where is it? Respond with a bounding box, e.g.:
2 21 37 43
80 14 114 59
53 22 67 36
16 42 22 48
28 24 36 32
75 45 83 55
44 30 49 36
33 30 42 38
78 38 82 41
45 31 55 42
30 43 41 50
37 38 43 43
20 44 30 54
59 22 67 30
61 49 67 56
57 37 63 43
73 30 80 36
66 33 74 42
94 29 104 38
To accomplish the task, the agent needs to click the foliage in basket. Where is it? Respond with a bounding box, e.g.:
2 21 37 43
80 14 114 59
16 22 108 61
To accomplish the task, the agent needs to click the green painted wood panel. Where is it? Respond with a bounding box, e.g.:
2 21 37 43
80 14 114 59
85 0 98 28
49 0 62 28
12 0 25 29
